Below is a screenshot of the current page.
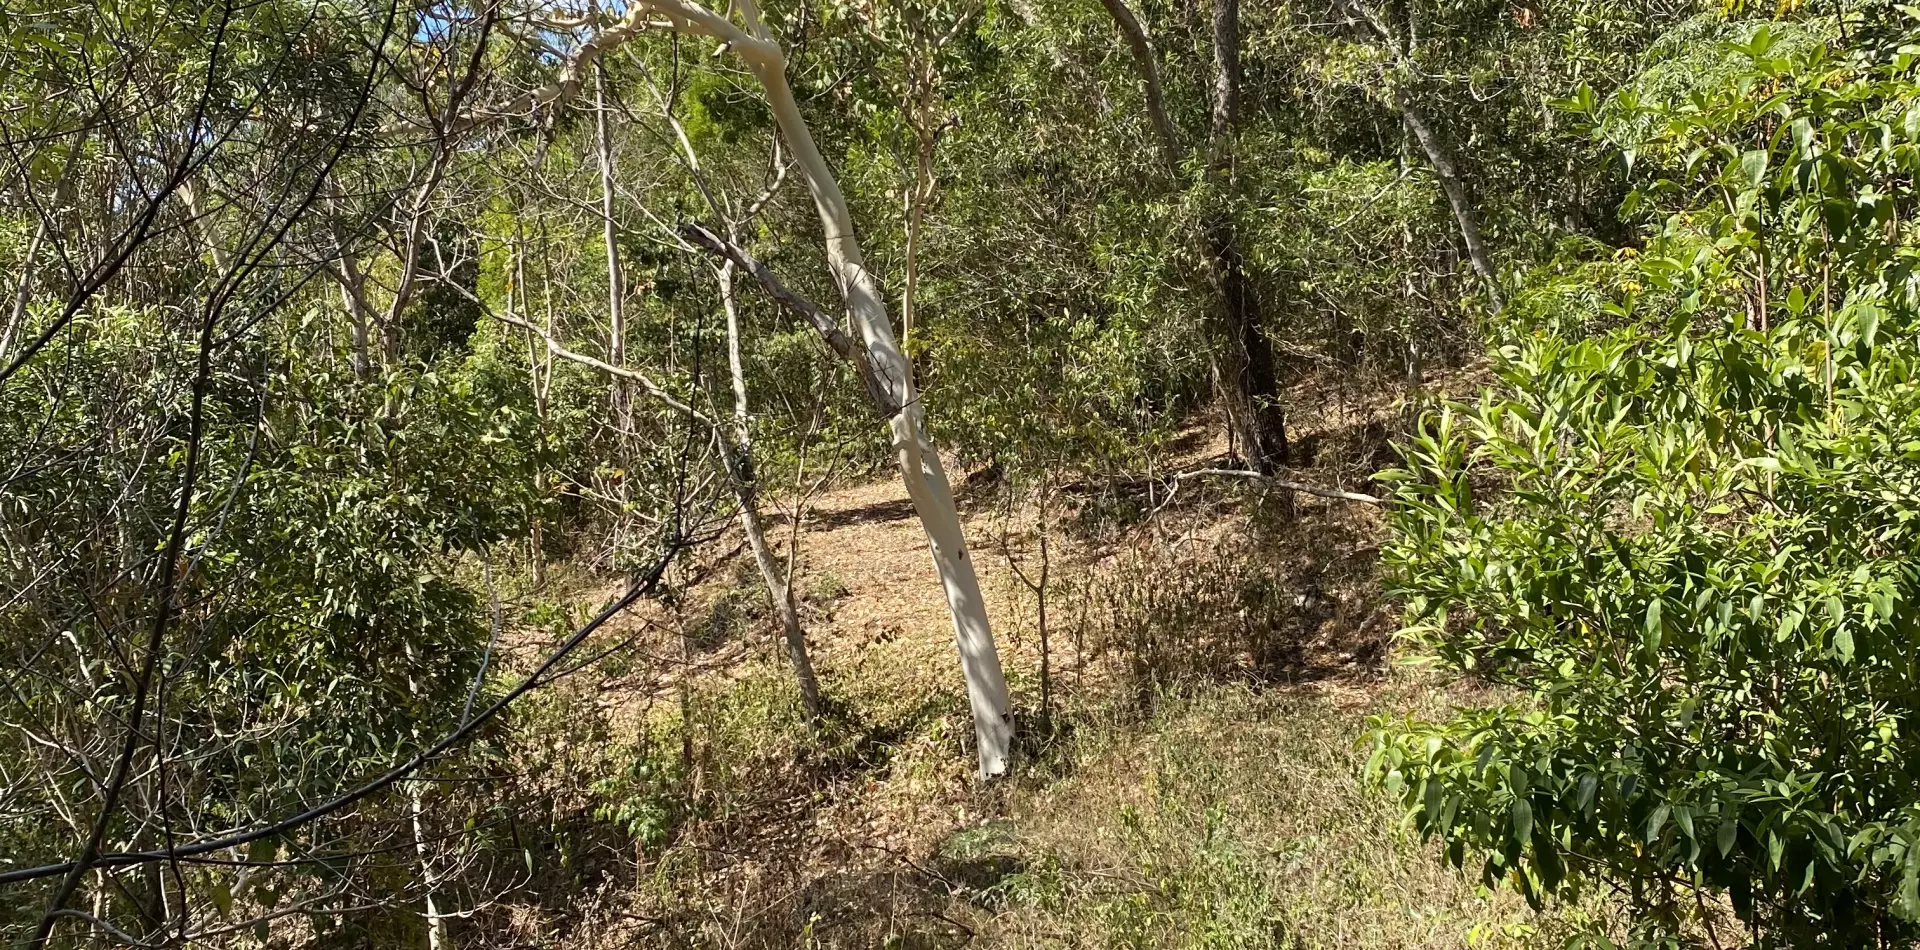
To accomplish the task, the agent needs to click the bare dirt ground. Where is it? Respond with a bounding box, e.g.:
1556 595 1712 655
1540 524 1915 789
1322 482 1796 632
482 371 1567 948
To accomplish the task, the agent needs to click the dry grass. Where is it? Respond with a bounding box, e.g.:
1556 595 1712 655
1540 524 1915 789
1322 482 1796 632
464 374 1621 949
961 682 1610 949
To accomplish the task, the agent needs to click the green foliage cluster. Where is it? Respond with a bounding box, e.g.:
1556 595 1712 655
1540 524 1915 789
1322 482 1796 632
11 0 1886 939
0 307 535 925
1371 12 1920 944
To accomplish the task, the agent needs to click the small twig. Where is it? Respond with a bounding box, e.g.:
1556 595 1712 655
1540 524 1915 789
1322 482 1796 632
482 297 713 425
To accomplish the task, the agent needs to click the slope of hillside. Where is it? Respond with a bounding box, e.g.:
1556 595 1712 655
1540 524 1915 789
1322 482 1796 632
467 374 1626 948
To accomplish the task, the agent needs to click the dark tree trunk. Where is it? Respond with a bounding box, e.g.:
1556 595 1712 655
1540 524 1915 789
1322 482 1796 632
1204 219 1289 471
1097 0 1290 473
1206 0 1288 473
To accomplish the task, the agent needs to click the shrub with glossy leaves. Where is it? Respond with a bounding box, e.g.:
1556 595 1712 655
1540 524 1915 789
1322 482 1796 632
1370 12 1920 946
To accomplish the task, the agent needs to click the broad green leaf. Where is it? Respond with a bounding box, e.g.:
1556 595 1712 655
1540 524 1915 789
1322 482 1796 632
1577 774 1599 814
1647 804 1671 843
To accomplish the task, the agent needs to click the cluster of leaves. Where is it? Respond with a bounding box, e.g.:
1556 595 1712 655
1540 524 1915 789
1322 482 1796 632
1371 11 1920 944
0 307 536 930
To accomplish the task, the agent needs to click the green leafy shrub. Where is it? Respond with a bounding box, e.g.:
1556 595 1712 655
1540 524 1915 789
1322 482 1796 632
1371 14 1920 946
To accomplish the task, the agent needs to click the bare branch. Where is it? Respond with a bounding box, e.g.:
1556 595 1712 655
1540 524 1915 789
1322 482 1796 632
1169 467 1384 505
677 223 904 419
488 302 713 426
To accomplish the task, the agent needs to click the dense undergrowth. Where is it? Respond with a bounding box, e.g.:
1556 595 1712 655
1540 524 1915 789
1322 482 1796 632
6 0 1916 943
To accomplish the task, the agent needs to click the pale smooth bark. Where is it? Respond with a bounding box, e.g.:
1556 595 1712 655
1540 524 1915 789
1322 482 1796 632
330 227 376 378
408 785 448 950
176 180 232 276
1345 0 1502 309
516 239 551 585
719 263 825 720
892 8 975 347
319 184 375 377
404 644 449 950
336 256 374 378
464 0 1013 776
1394 90 1502 310
755 33 1011 778
900 135 931 347
1 218 48 360
1097 0 1181 174
667 0 1012 776
595 65 630 426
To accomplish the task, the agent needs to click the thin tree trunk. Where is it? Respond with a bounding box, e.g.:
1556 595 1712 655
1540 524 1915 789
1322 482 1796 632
409 785 448 950
900 127 932 350
381 142 455 363
1210 0 1240 145
719 262 825 720
596 64 629 427
1100 0 1287 472
594 63 635 560
555 0 1014 777
335 249 375 379
1 217 49 359
1205 0 1288 473
1394 89 1502 310
1097 0 1182 174
514 236 549 585
320 185 375 378
0 88 89 345
404 645 449 950
1203 221 1288 471
1345 0 1502 309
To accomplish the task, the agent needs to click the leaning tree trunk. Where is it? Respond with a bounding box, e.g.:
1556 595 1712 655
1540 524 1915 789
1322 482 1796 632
1 217 48 360
1205 0 1288 472
728 10 1013 777
493 0 1015 778
1394 89 1502 310
1343 0 1503 310
1097 0 1182 173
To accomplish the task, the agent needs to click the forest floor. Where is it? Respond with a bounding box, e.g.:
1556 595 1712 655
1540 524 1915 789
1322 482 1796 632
482 371 1624 949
